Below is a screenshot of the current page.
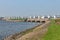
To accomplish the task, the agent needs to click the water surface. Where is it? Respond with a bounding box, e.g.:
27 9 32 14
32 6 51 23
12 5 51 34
0 20 39 40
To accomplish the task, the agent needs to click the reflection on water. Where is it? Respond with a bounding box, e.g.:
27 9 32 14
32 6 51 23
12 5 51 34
0 20 39 40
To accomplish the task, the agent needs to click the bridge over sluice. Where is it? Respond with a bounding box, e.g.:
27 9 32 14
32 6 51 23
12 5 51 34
27 18 49 23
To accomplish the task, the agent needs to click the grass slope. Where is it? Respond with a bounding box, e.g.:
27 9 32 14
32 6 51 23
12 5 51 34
43 20 60 40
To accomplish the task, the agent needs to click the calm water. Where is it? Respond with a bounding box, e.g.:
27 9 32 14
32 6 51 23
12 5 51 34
0 20 39 40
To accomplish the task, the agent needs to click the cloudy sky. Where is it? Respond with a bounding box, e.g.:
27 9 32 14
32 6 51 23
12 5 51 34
0 0 60 17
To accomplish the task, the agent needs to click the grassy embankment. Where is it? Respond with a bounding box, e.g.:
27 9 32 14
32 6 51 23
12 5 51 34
42 19 60 40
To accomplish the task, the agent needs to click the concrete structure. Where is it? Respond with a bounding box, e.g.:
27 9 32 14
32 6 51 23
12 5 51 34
26 16 50 22
41 16 45 19
27 17 49 23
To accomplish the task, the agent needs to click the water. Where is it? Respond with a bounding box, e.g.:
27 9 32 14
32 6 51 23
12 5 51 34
0 20 39 40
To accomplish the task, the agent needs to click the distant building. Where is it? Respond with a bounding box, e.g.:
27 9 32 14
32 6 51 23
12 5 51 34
56 15 60 18
33 16 35 19
3 16 11 20
41 16 45 19
47 16 50 19
0 17 4 20
53 15 56 19
38 16 40 19
29 16 32 19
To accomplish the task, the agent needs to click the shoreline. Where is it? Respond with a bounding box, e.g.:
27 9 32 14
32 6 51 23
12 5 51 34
17 21 50 40
4 22 42 40
5 20 24 22
4 21 50 40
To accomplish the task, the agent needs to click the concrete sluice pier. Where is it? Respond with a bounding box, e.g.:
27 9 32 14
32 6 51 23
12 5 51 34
27 18 49 23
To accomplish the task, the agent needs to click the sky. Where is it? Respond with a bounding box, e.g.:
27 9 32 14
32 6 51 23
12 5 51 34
0 0 60 17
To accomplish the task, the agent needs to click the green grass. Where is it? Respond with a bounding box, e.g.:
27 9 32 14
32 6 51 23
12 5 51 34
43 19 60 40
